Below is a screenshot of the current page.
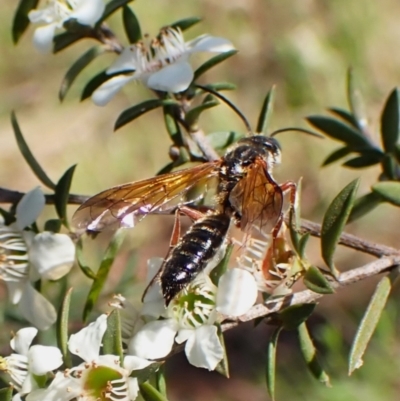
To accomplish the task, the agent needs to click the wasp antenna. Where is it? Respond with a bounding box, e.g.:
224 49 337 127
270 127 324 138
195 84 252 133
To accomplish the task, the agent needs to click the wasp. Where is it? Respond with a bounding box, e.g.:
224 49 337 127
72 134 296 303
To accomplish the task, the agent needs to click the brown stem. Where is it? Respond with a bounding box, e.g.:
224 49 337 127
189 128 220 161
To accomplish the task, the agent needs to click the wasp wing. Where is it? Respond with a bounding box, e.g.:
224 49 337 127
229 158 283 234
72 162 220 233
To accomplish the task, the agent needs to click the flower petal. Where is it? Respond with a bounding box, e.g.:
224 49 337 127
188 35 235 53
128 319 177 359
6 280 28 305
11 327 38 355
142 259 165 318
107 46 137 74
68 314 107 362
71 0 105 26
92 74 135 106
32 24 57 54
147 61 193 93
123 355 152 372
17 283 57 330
127 377 140 401
29 232 75 280
21 374 37 396
184 325 223 370
16 188 45 230
216 268 258 316
28 345 63 375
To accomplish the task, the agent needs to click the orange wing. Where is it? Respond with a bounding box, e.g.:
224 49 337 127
72 162 220 233
228 157 283 234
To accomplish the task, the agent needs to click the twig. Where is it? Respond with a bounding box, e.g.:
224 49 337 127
189 128 220 161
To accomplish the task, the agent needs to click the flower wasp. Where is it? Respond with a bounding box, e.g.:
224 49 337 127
72 134 296 303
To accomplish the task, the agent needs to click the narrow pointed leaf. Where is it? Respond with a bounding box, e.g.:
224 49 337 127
81 70 122 101
256 86 275 133
76 239 97 279
266 326 282 401
140 382 169 401
215 323 229 378
114 99 176 131
155 366 167 396
349 276 391 375
53 31 85 53
348 192 383 223
329 107 359 128
381 153 397 180
44 219 62 233
171 17 201 32
321 179 359 275
307 116 370 148
163 104 184 146
12 0 39 44
122 5 141 43
103 309 123 361
343 154 381 168
347 68 367 130
59 46 105 101
83 230 125 322
322 146 352 166
11 112 56 189
97 0 134 25
278 304 316 330
54 165 77 227
372 181 400 206
57 287 73 368
185 98 219 128
193 50 238 80
298 322 331 386
380 88 400 153
0 386 13 401
298 233 310 259
199 82 236 92
303 266 334 294
288 179 301 255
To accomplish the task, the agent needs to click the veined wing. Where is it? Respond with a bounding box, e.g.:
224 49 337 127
72 161 220 233
228 157 283 234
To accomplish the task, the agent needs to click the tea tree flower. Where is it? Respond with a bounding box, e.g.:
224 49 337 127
28 0 105 53
0 187 75 330
92 27 235 105
27 314 152 401
128 259 257 370
0 327 62 399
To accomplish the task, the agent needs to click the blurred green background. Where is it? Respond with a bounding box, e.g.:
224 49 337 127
2 0 400 400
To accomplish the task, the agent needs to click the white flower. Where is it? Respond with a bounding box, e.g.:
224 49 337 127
127 259 257 371
27 314 151 401
0 327 63 399
0 187 76 330
28 0 105 53
92 27 235 106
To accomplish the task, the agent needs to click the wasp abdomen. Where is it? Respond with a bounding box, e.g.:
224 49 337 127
161 213 230 305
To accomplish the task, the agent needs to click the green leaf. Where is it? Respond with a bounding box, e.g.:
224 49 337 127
372 181 400 206
380 88 400 153
298 233 310 259
83 230 125 322
44 219 62 233
170 17 202 31
349 276 391 375
210 244 233 285
342 154 382 168
185 97 219 128
57 287 73 368
76 239 97 279
97 0 134 25
215 323 230 378
155 366 167 396
140 382 169 401
59 46 105 101
54 165 76 227
206 131 244 151
381 153 397 180
81 70 123 101
266 326 282 401
53 31 85 53
122 5 141 43
348 192 383 223
193 50 238 80
156 162 175 176
11 112 56 190
347 68 367 130
114 99 176 131
298 323 331 386
303 266 334 294
163 104 184 146
307 116 371 148
198 82 237 92
256 86 275 134
322 146 352 167
288 179 301 255
12 0 39 44
329 107 359 129
103 309 123 361
278 304 316 330
0 386 13 401
321 179 360 276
